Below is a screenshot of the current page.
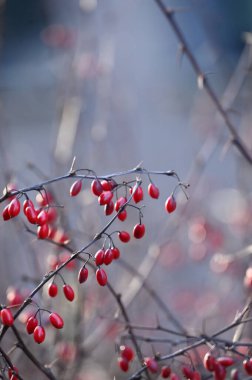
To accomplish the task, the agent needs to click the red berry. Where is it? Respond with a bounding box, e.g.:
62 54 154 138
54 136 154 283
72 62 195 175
96 268 107 286
165 195 176 213
148 183 160 199
36 192 53 206
23 199 34 214
243 358 252 375
95 249 105 266
118 231 130 243
36 209 48 225
182 366 194 378
104 200 114 216
46 207 58 223
115 197 127 212
161 366 171 378
214 362 226 380
1 308 14 326
6 287 24 306
170 373 180 380
217 356 235 367
26 316 38 334
111 247 120 260
131 184 144 203
118 357 129 372
145 357 158 374
70 180 82 196
133 224 145 239
8 367 19 380
48 283 58 297
8 198 20 218
98 191 113 205
37 224 49 239
25 206 37 224
49 312 64 329
78 267 89 283
2 204 11 220
63 284 75 301
101 180 115 191
120 345 134 361
203 352 216 372
104 248 113 265
91 179 103 196
118 210 127 221
33 325 46 344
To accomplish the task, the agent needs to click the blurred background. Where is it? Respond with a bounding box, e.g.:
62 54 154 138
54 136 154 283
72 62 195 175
0 0 252 379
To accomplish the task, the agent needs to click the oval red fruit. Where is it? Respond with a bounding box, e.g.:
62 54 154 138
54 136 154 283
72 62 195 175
98 191 113 205
145 357 158 373
161 366 171 378
118 357 129 372
131 184 144 203
148 183 160 199
95 249 105 266
49 312 64 329
120 345 134 362
37 224 49 239
204 352 216 372
115 197 127 212
118 231 130 243
133 224 145 239
36 209 48 225
2 205 11 221
118 210 127 221
91 179 103 196
25 206 37 224
104 200 114 216
70 180 82 197
78 267 89 283
96 268 107 286
48 283 58 297
217 356 235 367
243 358 252 375
8 198 20 218
23 199 34 214
63 284 75 301
26 316 38 334
104 249 113 265
165 195 176 213
111 247 120 260
214 362 226 380
1 308 14 326
33 325 46 344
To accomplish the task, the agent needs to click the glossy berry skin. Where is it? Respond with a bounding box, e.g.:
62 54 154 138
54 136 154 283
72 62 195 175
118 231 130 243
48 283 58 297
145 357 158 374
96 268 107 286
118 210 127 221
37 224 49 239
70 180 82 196
63 284 75 302
25 206 37 224
8 367 19 380
204 352 216 372
91 179 103 196
120 345 134 362
104 200 114 216
95 249 105 266
182 366 194 379
78 267 89 283
111 247 120 260
148 183 160 199
23 199 34 214
230 369 239 380
131 184 144 203
1 308 14 326
26 316 38 334
98 191 113 206
243 358 252 375
118 357 129 372
165 195 176 213
101 180 115 191
161 366 171 378
104 249 113 265
36 209 48 225
213 362 226 380
33 325 46 344
8 198 21 218
2 205 11 220
49 312 64 329
133 224 145 239
115 197 127 212
217 356 235 367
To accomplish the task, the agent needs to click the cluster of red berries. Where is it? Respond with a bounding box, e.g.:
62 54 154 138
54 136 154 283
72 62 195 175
26 311 64 344
203 352 241 379
117 345 135 372
48 282 75 301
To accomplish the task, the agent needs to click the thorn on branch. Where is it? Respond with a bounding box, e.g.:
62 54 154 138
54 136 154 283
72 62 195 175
197 74 205 90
